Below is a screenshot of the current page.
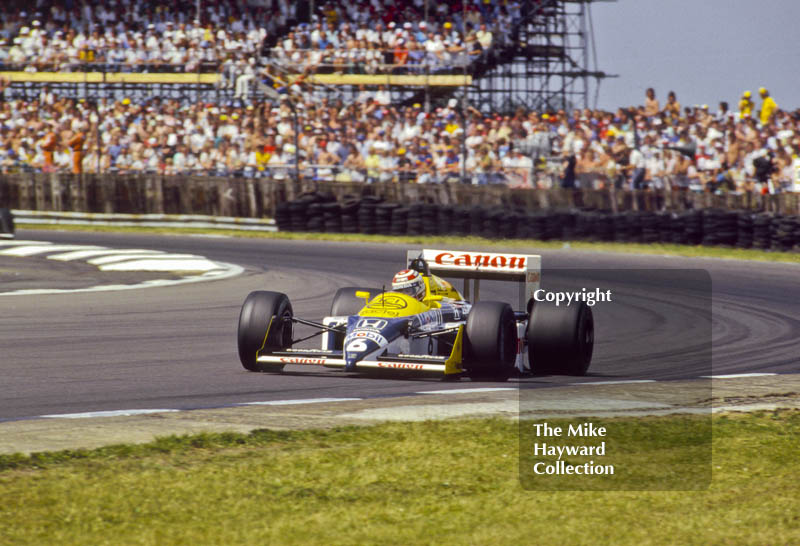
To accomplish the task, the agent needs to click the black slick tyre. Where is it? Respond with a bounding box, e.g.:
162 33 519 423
464 301 517 381
237 291 293 372
527 301 593 375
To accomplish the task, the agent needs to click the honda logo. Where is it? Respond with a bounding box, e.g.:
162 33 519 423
356 318 388 330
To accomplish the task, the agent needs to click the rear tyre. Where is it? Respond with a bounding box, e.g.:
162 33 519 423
527 301 593 375
0 208 14 237
464 301 517 381
237 291 293 372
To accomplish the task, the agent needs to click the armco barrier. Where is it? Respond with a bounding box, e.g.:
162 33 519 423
2 173 800 218
12 210 276 232
275 193 800 252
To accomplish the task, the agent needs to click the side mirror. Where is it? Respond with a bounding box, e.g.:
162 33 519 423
355 291 372 304
427 294 444 302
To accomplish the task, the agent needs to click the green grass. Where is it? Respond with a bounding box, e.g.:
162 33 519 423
1 411 798 545
19 223 800 265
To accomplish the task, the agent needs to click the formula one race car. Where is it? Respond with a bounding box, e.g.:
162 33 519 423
237 249 594 380
0 208 14 239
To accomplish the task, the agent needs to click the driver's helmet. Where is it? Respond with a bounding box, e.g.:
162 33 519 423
392 269 426 300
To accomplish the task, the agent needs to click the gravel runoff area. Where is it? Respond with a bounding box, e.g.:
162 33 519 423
1 374 798 455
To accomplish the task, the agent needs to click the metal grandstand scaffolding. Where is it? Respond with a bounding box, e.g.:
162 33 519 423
468 0 614 113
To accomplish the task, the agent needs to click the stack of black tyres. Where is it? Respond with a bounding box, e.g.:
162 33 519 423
357 197 381 234
639 212 659 243
452 206 471 236
501 209 519 240
288 198 310 232
669 212 688 245
340 198 360 233
771 215 798 252
524 211 548 241
656 212 673 243
274 201 292 232
407 203 424 235
469 207 485 238
736 212 754 248
683 210 703 245
391 205 409 236
482 208 503 239
0 208 13 237
322 202 342 233
625 211 643 243
437 206 454 236
421 204 438 235
271 196 800 254
557 210 575 240
702 209 738 246
374 203 398 234
305 202 324 232
752 213 772 249
593 212 614 241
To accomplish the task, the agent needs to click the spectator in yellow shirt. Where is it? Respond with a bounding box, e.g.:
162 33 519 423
759 87 778 125
738 91 754 119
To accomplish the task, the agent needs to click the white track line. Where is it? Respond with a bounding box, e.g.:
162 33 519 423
416 387 517 395
88 253 196 265
0 240 52 247
49 248 164 261
100 258 225 272
41 409 180 419
569 380 657 386
0 261 244 296
701 373 778 379
237 398 362 406
0 244 100 256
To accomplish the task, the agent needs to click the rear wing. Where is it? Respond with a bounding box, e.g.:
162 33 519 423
407 249 541 311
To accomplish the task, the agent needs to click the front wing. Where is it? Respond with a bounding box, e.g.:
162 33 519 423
256 326 465 375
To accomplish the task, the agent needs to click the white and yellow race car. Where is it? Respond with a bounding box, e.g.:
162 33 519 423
237 249 594 380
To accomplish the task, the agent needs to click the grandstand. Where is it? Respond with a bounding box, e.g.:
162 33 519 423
1 0 798 199
0 0 611 112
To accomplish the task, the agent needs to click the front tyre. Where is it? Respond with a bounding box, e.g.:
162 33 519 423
237 291 293 372
527 301 593 375
464 301 517 381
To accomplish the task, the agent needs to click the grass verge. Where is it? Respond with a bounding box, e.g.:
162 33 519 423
0 411 798 545
19 222 800 265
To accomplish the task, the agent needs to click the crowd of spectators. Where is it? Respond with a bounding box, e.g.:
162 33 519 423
269 1 518 77
1 83 798 193
0 0 518 78
0 0 291 73
0 2 797 193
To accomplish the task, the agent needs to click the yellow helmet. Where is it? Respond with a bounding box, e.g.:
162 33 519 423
743 91 751 98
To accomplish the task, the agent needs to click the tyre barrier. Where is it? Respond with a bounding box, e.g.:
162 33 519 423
274 193 800 251
0 207 14 237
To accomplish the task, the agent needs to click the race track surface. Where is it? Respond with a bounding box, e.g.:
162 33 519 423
1 230 798 421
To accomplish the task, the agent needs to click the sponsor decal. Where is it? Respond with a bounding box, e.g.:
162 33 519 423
367 295 408 310
345 330 388 346
417 309 442 326
434 252 527 270
376 362 425 370
279 357 327 365
356 318 388 330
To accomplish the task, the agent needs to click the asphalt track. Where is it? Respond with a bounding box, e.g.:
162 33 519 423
0 229 798 421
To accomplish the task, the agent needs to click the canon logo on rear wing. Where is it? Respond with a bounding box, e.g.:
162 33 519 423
433 251 527 270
